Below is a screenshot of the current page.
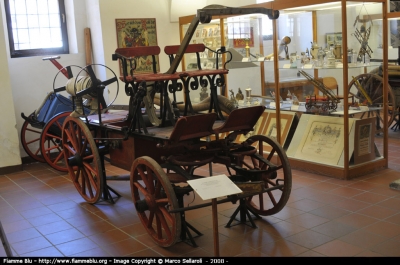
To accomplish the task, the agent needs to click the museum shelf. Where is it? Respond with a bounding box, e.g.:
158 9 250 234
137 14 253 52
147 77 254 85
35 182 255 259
179 0 389 179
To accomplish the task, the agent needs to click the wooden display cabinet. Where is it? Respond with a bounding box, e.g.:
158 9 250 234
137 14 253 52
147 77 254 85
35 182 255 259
178 0 389 179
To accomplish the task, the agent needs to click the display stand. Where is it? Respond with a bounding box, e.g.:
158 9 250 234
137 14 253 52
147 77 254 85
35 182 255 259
187 174 242 257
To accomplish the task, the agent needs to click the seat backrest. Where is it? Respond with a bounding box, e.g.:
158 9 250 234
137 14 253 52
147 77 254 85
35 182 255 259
213 106 266 134
164 44 206 68
113 46 161 75
114 46 161 57
169 112 217 143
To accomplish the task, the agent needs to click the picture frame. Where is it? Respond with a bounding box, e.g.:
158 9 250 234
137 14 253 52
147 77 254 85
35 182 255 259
353 117 376 164
326 32 342 47
287 114 356 166
208 28 214 37
213 26 220 37
201 28 207 38
115 18 159 73
260 111 296 152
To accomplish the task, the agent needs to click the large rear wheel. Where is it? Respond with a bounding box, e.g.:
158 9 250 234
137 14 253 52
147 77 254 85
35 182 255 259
234 135 292 216
20 117 45 162
41 111 71 172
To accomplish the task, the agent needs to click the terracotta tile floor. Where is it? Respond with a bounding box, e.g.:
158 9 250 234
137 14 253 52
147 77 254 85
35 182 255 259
1 130 400 257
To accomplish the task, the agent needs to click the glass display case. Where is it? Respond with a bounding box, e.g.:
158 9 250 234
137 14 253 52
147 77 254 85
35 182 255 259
269 0 389 179
179 14 266 105
179 0 389 179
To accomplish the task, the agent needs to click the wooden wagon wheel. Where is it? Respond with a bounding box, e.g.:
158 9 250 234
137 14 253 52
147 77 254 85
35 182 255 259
238 135 292 216
40 111 71 172
348 73 395 134
62 116 103 204
20 117 45 163
130 156 181 248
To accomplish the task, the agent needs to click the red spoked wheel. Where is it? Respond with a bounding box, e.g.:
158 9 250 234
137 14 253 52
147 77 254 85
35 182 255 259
235 135 292 216
62 116 103 204
130 156 181 247
20 117 45 162
40 111 71 172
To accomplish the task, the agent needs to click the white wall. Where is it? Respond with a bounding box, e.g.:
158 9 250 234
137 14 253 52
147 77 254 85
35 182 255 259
0 1 22 167
2 0 88 160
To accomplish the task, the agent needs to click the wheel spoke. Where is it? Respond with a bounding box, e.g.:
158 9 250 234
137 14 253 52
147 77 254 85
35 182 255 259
156 210 172 239
26 137 41 145
26 127 42 134
133 180 148 195
83 166 95 198
148 211 155 229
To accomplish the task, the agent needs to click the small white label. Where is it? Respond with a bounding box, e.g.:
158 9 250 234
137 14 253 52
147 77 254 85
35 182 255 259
283 64 291 69
242 58 250 62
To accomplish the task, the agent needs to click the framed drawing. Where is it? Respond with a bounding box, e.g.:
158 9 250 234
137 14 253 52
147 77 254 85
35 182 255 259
201 28 207 38
115 18 159 73
259 111 296 152
208 28 214 37
213 26 220 37
287 114 356 166
326 32 342 47
353 117 376 164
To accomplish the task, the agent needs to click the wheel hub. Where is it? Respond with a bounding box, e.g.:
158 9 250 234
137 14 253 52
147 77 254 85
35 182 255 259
135 199 149 213
144 194 157 210
67 153 83 167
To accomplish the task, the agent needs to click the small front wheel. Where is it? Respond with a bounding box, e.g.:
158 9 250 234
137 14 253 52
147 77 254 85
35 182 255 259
62 116 103 204
130 156 181 247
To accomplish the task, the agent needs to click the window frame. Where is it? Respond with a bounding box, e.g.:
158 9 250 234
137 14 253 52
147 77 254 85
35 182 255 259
4 0 69 58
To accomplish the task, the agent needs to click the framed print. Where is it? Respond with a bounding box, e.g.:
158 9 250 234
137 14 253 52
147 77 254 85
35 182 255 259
260 111 296 152
326 32 342 47
115 18 159 73
201 28 207 38
213 26 220 37
287 114 356 166
208 27 214 37
353 117 376 164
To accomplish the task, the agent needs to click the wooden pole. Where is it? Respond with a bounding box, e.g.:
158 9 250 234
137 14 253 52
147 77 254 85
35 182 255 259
212 198 220 257
84 27 93 66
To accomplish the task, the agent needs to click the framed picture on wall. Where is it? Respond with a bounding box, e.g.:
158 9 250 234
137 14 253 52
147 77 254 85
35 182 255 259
115 18 159 73
326 32 342 47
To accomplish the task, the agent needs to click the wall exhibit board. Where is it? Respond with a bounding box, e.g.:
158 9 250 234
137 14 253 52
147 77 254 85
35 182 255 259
286 114 356 166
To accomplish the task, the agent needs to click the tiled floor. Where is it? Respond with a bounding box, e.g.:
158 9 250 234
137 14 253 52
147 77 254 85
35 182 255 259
1 130 400 257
